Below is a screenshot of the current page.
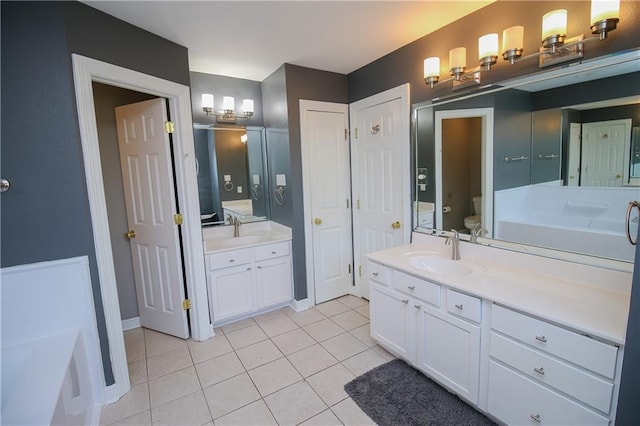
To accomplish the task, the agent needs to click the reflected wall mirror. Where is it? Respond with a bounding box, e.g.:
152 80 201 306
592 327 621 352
193 125 270 226
414 52 640 264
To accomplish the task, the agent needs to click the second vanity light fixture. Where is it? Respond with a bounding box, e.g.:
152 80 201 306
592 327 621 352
424 0 620 90
202 94 254 123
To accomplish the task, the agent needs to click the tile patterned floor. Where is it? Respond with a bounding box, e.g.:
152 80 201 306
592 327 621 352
100 296 395 425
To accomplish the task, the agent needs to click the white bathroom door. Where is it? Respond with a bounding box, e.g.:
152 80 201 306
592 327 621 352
350 84 411 299
567 123 581 186
115 98 189 339
300 101 353 304
581 119 632 187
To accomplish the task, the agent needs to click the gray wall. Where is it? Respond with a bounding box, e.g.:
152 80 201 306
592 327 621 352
93 83 155 321
1 0 190 385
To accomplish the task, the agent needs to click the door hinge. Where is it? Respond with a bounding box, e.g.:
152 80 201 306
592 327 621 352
345 129 348 140
359 266 362 277
182 299 192 310
348 264 351 274
347 199 350 209
164 121 175 134
355 128 358 139
174 213 183 225
357 199 360 209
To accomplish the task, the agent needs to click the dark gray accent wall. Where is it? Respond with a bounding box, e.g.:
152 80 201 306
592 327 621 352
190 72 263 126
348 1 640 104
530 108 562 184
93 83 155 321
1 1 191 386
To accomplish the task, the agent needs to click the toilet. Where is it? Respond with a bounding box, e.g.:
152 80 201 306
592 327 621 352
464 196 482 231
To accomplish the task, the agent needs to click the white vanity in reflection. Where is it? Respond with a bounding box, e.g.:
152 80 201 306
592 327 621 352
202 221 293 325
368 232 631 425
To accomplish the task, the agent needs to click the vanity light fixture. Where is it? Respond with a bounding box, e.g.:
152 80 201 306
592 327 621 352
423 0 620 89
201 94 254 123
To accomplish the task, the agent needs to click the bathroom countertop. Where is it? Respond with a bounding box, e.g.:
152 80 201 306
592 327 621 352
202 221 292 254
368 237 632 345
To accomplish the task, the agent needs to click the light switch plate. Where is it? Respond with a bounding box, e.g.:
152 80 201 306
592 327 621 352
224 174 231 182
276 174 286 186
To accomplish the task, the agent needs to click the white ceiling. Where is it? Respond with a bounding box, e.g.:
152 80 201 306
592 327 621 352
83 1 494 82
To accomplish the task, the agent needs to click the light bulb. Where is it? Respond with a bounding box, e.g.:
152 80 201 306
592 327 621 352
423 57 440 78
502 26 524 52
222 96 235 112
542 9 567 41
449 47 466 70
478 34 499 60
201 93 214 109
591 0 620 24
242 99 254 114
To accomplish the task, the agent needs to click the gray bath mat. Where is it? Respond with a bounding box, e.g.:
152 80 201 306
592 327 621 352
344 359 497 426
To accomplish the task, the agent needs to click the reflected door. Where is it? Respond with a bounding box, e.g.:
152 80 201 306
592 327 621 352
582 119 632 187
115 98 189 339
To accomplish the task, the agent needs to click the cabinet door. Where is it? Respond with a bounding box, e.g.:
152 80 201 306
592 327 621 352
209 264 254 323
418 305 480 404
370 283 414 362
255 256 292 309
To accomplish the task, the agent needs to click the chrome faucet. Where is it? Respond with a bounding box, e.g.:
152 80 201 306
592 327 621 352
445 229 461 260
470 223 488 243
233 217 241 237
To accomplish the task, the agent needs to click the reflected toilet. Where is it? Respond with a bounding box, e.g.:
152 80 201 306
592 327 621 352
464 196 482 231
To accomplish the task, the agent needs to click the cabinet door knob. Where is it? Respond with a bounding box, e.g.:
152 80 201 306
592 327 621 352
391 221 401 229
314 217 322 225
408 285 415 291
533 367 545 375
401 299 409 304
125 230 136 239
271 251 277 254
454 304 463 310
530 414 542 423
229 259 235 263
414 304 421 310
372 271 379 276
535 335 547 343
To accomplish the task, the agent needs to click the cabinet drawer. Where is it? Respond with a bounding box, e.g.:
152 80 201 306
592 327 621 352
393 271 440 307
208 249 252 270
368 262 388 285
446 289 481 323
254 241 290 261
491 305 618 379
490 332 614 413
488 360 609 425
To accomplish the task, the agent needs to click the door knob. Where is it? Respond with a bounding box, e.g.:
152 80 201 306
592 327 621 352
314 217 322 225
125 230 136 239
391 221 401 229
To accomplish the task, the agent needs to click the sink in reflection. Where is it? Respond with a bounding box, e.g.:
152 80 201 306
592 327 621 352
219 234 269 246
408 255 474 276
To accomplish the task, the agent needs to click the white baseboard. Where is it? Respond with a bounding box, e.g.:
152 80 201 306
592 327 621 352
290 298 312 312
121 317 141 331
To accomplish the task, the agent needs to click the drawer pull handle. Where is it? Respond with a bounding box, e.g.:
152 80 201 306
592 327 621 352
271 251 277 254
229 259 235 263
402 299 409 304
454 304 463 310
530 414 541 423
257 266 262 269
533 367 545 375
414 304 421 310
535 335 547 343
247 267 252 271
372 272 379 276
408 286 416 290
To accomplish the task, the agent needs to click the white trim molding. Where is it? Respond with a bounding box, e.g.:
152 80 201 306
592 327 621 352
72 54 212 402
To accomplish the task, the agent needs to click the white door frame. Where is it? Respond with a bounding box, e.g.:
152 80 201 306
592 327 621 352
72 54 212 403
435 108 494 236
350 84 411 298
300 100 350 307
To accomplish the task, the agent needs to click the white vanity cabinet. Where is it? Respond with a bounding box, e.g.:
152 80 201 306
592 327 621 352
207 241 292 325
488 305 618 425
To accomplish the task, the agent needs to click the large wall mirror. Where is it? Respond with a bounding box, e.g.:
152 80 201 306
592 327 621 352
193 125 270 226
414 52 640 264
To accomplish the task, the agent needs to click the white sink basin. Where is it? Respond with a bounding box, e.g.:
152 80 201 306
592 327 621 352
219 234 269 246
408 255 474 276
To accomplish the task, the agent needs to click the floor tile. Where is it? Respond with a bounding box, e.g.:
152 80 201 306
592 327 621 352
355 304 370 319
124 328 146 364
144 329 187 358
286 344 338 377
220 317 256 334
330 310 369 331
255 314 298 337
128 359 147 386
299 409 343 426
252 308 288 322
148 366 200 408
349 323 377 347
303 318 345 342
321 332 369 361
248 357 302 397
225 324 269 350
235 339 283 371
203 373 261 419
306 363 355 406
146 345 193 380
108 409 151 426
213 400 277 426
315 299 351 317
150 390 211 425
283 307 326 327
264 381 327 425
341 347 388 377
372 344 396 361
331 397 376 425
100 382 150 426
270 328 316 355
195 352 245 388
187 333 233 364
338 295 369 309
